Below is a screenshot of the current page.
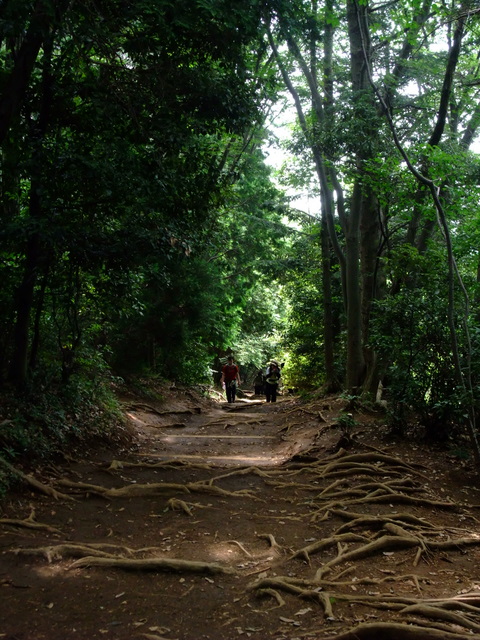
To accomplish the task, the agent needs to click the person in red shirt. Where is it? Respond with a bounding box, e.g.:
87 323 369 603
221 355 241 403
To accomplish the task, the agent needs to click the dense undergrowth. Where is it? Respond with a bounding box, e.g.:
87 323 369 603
0 374 131 498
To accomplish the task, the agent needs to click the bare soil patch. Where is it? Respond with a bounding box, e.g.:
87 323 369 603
1 386 480 640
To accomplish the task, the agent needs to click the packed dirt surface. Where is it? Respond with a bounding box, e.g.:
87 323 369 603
1 386 480 640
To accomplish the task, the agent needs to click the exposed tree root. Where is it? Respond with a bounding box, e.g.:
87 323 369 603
0 456 73 501
257 533 283 554
14 543 237 577
322 573 423 593
222 402 264 411
255 570 423 592
166 498 194 515
289 532 370 563
125 403 200 415
226 418 267 429
203 418 267 428
57 478 258 500
311 528 480 580
310 492 458 520
317 463 404 479
319 451 427 476
186 481 259 500
313 535 419 580
279 421 305 435
328 508 439 533
14 543 122 562
322 622 480 640
252 512 304 522
265 479 323 490
0 517 62 534
284 407 327 422
0 507 62 534
255 587 285 608
401 602 480 632
200 417 228 427
57 478 191 497
69 556 235 575
248 570 480 637
108 459 213 471
247 576 334 618
229 540 252 557
201 466 270 485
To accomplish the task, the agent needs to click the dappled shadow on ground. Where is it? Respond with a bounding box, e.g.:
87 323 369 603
1 387 480 640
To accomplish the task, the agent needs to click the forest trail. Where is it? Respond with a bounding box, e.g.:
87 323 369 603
1 387 480 640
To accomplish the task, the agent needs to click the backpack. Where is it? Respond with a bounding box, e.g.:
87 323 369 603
266 366 280 385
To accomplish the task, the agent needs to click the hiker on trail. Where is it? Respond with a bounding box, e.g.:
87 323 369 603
221 355 241 403
265 361 281 403
253 369 265 396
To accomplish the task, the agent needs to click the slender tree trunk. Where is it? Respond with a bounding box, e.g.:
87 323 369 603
321 212 340 391
321 0 341 392
8 189 42 386
360 190 381 396
345 181 364 391
476 259 480 324
29 265 50 371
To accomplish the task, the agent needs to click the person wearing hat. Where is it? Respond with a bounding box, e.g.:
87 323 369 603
220 355 241 403
264 361 281 403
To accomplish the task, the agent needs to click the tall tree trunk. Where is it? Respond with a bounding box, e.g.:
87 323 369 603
360 189 381 395
0 0 52 144
8 189 42 386
345 0 376 391
321 0 340 392
321 211 340 391
345 181 364 391
8 30 54 387
29 264 50 371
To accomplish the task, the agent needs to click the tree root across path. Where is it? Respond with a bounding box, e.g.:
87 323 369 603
0 507 62 534
0 456 73 501
322 622 480 640
12 543 235 575
249 574 480 637
69 556 235 575
124 403 201 416
56 478 259 500
14 543 128 562
107 459 214 471
286 506 480 579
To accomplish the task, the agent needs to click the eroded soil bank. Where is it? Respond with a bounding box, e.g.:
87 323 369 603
1 387 480 640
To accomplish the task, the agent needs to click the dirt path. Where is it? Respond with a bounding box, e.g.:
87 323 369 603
1 389 480 640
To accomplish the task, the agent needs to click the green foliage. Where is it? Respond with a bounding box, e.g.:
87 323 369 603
0 367 126 463
336 411 357 433
0 0 285 404
232 332 284 383
369 245 469 437
279 219 343 390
